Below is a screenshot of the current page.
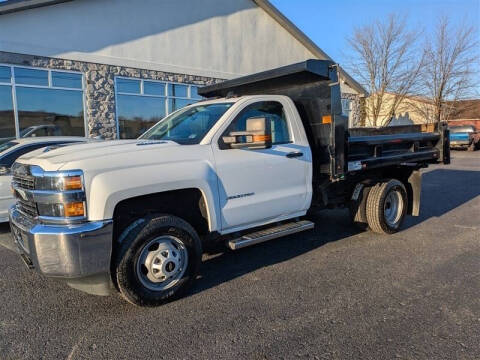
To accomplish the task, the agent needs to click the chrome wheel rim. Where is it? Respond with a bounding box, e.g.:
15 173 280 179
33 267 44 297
384 189 403 228
136 235 188 291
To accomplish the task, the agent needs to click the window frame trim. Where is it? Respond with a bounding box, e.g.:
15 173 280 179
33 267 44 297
0 63 87 138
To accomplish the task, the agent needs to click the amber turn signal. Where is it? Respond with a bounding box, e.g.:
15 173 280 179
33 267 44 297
64 202 85 217
63 176 83 190
252 134 272 142
322 115 332 124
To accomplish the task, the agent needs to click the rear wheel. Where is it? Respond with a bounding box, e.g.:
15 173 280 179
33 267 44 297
366 179 407 234
114 214 202 306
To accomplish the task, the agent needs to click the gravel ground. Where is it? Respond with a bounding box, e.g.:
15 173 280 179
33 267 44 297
0 151 478 360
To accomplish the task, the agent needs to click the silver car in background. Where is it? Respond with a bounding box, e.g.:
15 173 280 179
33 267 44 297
0 137 89 222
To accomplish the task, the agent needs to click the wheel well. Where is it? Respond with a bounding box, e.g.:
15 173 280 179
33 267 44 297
112 188 210 243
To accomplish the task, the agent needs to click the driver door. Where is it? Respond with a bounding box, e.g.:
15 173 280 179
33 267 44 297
212 100 310 232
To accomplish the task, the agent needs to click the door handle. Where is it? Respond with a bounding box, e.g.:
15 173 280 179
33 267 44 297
286 151 303 158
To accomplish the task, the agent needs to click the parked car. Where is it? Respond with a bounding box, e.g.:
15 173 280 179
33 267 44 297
0 125 64 146
19 125 63 138
449 125 480 151
0 137 89 222
8 60 450 306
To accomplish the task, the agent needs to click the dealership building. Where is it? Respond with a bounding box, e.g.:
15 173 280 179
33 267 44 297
0 0 366 141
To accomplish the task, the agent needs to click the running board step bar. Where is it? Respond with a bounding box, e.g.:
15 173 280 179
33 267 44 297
228 220 314 250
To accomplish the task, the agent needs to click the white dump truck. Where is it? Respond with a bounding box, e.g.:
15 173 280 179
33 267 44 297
9 60 450 306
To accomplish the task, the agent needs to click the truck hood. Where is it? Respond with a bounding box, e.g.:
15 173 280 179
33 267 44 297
17 139 183 171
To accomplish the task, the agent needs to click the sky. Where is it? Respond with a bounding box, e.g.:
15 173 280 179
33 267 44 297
270 0 480 68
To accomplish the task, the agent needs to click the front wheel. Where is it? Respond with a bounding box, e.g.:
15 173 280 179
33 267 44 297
114 215 202 306
366 179 408 234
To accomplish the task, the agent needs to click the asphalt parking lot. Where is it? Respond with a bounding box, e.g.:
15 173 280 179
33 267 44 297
0 151 479 360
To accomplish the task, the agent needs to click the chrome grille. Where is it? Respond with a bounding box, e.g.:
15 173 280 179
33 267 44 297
17 199 38 218
12 163 37 218
12 174 35 190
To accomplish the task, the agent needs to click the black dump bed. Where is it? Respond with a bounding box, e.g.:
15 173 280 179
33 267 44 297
199 60 450 182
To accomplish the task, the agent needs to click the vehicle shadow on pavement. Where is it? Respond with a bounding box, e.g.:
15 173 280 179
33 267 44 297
192 208 358 296
0 222 11 233
403 168 480 229
193 168 480 296
0 222 15 252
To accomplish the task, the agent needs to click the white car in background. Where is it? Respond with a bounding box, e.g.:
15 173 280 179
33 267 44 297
0 137 89 222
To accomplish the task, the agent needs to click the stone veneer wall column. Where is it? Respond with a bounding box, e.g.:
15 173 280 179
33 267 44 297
341 92 366 128
0 51 222 139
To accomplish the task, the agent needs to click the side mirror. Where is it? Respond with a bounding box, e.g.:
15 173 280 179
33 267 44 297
222 117 272 150
0 166 10 176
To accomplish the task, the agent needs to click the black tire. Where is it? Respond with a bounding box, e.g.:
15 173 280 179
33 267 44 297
366 179 408 234
349 185 371 230
113 214 202 307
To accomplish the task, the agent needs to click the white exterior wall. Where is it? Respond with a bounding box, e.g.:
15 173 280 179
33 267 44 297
0 0 319 79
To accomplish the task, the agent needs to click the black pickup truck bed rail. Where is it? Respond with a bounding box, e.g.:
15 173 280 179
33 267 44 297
348 125 449 171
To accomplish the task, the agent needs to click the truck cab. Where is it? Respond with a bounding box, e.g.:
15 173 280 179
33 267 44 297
8 60 449 306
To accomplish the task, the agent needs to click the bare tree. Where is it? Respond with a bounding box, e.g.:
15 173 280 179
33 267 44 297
419 17 478 122
345 14 425 127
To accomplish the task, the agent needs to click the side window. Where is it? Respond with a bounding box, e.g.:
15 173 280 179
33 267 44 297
220 101 291 148
32 127 48 137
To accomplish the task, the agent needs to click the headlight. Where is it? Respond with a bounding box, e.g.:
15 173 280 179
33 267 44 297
37 201 86 218
32 169 86 220
36 174 83 191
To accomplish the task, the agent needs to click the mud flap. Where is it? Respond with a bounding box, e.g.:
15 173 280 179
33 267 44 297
408 170 422 216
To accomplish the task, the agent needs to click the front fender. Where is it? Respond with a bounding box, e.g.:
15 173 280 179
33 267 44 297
86 160 220 232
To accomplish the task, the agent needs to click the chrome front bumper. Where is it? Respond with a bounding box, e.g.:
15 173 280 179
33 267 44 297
9 206 113 279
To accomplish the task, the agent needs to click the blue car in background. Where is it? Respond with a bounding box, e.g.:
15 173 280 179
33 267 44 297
449 125 479 151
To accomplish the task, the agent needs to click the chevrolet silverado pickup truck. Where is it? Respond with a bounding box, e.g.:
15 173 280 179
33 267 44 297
9 60 450 306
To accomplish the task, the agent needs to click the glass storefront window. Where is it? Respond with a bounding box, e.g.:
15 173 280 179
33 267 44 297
115 77 204 139
52 71 82 89
117 78 140 94
0 67 11 83
144 81 165 96
190 86 202 100
168 84 188 98
14 68 48 86
117 95 166 139
16 87 85 137
0 85 15 144
0 65 85 141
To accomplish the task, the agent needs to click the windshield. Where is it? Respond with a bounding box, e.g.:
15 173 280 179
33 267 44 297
0 141 18 155
19 127 35 137
139 103 233 144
